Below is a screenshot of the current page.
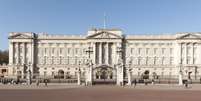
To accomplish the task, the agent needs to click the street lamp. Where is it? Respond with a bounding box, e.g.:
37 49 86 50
127 59 132 86
178 62 183 85
116 46 124 86
77 61 81 85
26 62 32 85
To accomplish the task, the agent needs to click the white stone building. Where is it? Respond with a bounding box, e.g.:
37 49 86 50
8 28 201 84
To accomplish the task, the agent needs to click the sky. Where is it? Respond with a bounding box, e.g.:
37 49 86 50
1 0 201 50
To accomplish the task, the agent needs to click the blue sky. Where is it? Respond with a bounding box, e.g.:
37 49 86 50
1 0 201 50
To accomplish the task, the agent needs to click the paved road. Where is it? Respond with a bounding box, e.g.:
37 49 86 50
1 85 201 101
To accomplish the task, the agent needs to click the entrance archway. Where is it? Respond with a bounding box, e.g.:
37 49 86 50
93 65 116 85
58 70 64 79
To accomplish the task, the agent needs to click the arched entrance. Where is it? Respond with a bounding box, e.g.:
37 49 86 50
58 70 64 79
93 65 116 85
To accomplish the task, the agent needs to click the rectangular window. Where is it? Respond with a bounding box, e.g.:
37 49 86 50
146 48 149 55
162 48 165 54
52 72 55 76
187 56 191 64
170 57 174 65
138 48 141 54
68 48 71 54
44 71 47 77
154 48 157 54
170 48 173 55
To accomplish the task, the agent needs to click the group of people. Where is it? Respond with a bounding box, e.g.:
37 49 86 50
0 78 49 86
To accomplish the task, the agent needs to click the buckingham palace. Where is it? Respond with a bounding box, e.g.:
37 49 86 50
7 28 201 85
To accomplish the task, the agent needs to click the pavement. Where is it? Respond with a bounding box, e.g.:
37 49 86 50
0 83 201 90
1 84 201 101
0 83 83 89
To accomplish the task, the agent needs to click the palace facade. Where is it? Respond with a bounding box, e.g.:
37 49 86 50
8 29 201 84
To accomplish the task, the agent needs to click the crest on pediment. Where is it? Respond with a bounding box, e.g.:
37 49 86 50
86 31 123 39
176 33 201 40
8 33 35 39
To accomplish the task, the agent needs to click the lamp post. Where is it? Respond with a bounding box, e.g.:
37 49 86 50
178 63 183 85
127 59 132 86
26 62 32 85
85 46 94 85
116 46 124 86
85 46 93 59
77 61 81 85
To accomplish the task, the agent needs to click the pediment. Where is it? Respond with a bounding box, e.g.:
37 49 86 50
177 33 201 40
86 31 123 39
9 33 34 39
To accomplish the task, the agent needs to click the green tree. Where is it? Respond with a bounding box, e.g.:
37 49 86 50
0 50 9 65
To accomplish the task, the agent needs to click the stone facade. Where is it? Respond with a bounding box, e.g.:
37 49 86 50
8 29 201 84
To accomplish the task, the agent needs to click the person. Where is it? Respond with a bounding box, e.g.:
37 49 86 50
44 79 48 86
152 79 155 85
185 80 188 88
200 77 201 84
36 79 40 86
134 79 137 87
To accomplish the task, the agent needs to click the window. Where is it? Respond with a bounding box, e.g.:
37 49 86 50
162 48 165 54
68 48 71 54
60 48 63 54
193 58 196 64
187 47 190 55
162 57 165 65
138 48 141 54
170 48 173 55
138 57 141 65
52 72 55 76
154 48 157 54
154 57 157 65
187 56 191 64
146 57 149 65
170 57 174 65
146 48 149 55
75 48 78 54
44 71 47 76
44 48 47 55
130 48 133 54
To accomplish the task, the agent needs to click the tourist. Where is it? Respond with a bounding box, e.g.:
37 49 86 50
133 79 137 87
36 79 40 86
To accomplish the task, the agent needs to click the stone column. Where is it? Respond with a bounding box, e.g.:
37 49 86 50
127 69 132 86
99 43 102 64
23 43 26 64
192 43 195 64
178 43 183 85
8 42 14 77
77 68 81 85
31 40 34 73
9 42 14 65
106 42 109 64
86 60 93 86
92 42 96 64
16 43 20 64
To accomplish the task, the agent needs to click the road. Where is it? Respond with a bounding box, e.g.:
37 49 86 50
0 85 201 101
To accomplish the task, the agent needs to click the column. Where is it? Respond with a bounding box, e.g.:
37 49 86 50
16 43 20 64
8 42 14 77
106 42 109 64
185 43 187 64
77 69 81 85
93 42 96 64
178 43 183 85
192 43 195 64
23 43 26 64
127 70 132 86
99 42 102 64
9 42 14 65
31 40 34 72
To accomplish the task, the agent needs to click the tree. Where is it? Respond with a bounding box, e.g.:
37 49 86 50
0 50 9 65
